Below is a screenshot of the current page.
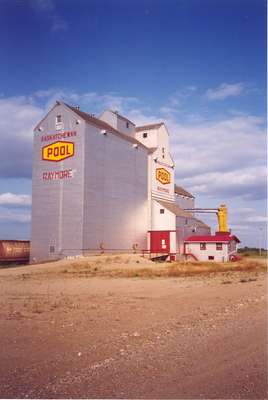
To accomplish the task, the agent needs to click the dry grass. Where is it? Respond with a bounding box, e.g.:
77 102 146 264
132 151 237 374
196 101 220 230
1 253 266 281
58 255 266 279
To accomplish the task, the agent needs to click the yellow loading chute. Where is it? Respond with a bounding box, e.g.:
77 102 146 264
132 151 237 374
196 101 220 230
217 204 229 233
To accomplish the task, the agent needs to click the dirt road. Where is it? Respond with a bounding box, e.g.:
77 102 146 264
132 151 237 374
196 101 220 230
0 256 267 399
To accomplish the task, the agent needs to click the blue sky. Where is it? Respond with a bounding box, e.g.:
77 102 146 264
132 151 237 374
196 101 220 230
0 0 266 248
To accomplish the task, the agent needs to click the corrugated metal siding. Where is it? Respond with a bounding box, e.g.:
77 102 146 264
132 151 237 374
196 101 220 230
31 104 85 262
83 123 148 252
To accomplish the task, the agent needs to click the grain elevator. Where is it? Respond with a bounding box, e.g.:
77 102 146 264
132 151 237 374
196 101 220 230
31 101 210 262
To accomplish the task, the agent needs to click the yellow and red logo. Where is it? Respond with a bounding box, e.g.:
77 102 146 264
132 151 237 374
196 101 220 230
156 168 171 185
42 141 74 162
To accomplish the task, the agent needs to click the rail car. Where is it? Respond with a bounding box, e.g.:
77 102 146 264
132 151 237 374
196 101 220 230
0 240 30 263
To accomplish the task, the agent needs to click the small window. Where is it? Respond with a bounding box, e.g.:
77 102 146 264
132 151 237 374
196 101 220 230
56 115 62 123
216 243 223 250
49 245 55 253
185 219 188 225
200 243 206 250
208 256 214 260
143 132 148 138
160 209 165 214
126 122 129 128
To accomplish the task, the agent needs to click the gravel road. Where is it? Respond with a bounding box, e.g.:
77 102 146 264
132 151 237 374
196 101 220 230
0 260 267 399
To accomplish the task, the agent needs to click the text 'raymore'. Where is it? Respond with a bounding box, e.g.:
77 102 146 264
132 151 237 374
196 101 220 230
42 169 73 180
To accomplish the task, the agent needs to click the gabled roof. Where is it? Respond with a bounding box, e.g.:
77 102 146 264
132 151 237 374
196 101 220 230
174 184 195 199
62 102 147 149
135 122 164 132
185 234 240 243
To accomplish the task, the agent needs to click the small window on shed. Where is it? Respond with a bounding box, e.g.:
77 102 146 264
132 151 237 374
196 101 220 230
160 209 165 214
126 122 129 128
216 243 223 250
56 115 62 123
200 243 206 250
208 256 214 260
143 132 148 138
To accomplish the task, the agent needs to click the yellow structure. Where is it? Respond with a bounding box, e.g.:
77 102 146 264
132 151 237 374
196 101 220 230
217 204 229 232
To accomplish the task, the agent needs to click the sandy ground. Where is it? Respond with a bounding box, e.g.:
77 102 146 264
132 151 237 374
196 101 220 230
0 255 267 399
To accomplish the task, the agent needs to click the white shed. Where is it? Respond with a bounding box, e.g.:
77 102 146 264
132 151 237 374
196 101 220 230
184 233 240 262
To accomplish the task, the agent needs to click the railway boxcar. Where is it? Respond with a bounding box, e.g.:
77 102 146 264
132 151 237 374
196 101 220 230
0 240 30 263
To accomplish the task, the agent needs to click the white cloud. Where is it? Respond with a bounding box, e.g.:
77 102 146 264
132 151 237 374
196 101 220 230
0 193 31 206
0 207 30 223
167 113 266 200
244 215 268 223
205 82 245 100
0 96 43 178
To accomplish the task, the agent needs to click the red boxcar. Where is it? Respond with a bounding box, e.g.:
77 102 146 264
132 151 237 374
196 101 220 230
0 240 30 263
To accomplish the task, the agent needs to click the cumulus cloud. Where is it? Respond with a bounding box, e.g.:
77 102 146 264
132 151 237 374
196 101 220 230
0 193 31 206
179 167 266 201
0 96 44 178
205 82 245 100
166 113 266 202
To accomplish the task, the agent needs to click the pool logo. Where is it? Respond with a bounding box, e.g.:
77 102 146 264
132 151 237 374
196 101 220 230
42 141 74 162
156 168 171 185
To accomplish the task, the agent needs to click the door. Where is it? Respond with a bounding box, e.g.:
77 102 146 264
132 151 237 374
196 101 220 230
150 231 170 253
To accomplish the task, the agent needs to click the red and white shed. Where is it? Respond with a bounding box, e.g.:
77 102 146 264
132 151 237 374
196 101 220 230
184 233 240 262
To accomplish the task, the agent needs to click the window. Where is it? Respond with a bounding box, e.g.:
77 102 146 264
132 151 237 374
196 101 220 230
143 132 148 138
160 209 165 214
162 147 165 159
126 122 129 128
56 115 62 123
216 243 223 250
49 245 55 253
208 256 214 260
200 243 206 250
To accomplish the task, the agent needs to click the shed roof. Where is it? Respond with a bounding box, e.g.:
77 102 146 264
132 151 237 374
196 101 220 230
157 200 193 218
185 234 240 243
135 122 164 132
174 184 195 198
157 200 210 228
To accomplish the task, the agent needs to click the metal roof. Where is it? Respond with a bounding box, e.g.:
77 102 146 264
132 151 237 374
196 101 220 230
63 102 148 149
135 123 164 132
157 200 193 218
185 234 240 243
174 184 195 198
157 200 210 228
